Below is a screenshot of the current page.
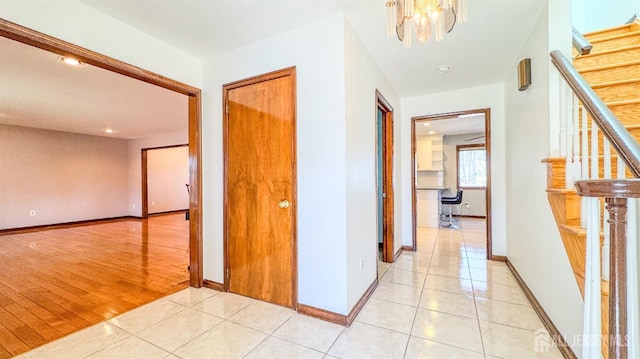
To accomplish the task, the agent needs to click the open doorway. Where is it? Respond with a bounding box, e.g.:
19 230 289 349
411 108 495 259
0 19 203 357
142 144 190 219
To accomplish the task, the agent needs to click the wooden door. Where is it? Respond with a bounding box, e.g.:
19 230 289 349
223 68 297 308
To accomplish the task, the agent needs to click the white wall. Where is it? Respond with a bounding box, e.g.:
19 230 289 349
127 131 188 217
147 146 189 214
401 84 507 255
504 1 584 356
0 125 128 229
442 133 486 217
573 0 638 33
203 15 350 314
344 19 401 310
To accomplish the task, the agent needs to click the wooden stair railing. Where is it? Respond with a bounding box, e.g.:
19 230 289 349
548 22 640 358
575 179 640 359
550 50 640 177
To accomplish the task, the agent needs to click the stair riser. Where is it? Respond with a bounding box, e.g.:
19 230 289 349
585 26 633 42
580 62 640 83
593 81 640 102
548 192 581 226
588 33 640 54
544 159 566 189
583 127 640 149
579 102 640 126
575 48 640 69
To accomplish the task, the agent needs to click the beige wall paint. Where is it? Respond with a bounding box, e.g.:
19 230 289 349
127 131 188 217
0 125 129 229
147 146 189 214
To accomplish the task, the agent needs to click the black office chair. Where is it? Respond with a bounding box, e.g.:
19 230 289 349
441 189 463 228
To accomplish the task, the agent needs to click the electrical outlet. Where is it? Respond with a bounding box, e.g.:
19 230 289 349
29 210 36 217
464 202 470 208
359 257 364 271
151 201 156 206
132 203 136 209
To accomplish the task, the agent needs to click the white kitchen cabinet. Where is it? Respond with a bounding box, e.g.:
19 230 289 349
416 138 432 171
416 135 443 171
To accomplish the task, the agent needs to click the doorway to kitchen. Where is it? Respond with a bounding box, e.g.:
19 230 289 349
411 108 496 259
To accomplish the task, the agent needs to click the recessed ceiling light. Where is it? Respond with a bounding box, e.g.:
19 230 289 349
428 131 435 135
422 122 431 126
60 56 82 66
437 65 450 74
105 128 114 134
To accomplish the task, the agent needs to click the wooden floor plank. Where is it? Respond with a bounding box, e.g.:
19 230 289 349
0 214 189 357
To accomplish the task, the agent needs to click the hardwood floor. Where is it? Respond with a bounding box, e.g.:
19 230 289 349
0 214 189 358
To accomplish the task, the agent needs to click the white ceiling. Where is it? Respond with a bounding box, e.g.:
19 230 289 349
80 0 546 97
346 0 546 96
0 0 546 139
414 113 485 137
0 36 187 140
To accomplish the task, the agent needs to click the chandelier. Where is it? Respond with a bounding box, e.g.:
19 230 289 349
386 0 468 47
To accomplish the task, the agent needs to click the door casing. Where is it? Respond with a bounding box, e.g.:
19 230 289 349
141 144 189 219
376 90 395 263
410 108 493 259
0 19 204 287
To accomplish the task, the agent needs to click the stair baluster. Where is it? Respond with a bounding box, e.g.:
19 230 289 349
548 20 640 357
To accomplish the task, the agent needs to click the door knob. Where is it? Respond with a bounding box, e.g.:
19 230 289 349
278 200 290 209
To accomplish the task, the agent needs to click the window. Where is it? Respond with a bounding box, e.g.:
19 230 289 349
457 144 486 188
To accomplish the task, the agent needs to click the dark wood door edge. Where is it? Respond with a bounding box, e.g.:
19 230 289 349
376 90 395 264
142 149 149 219
505 258 577 359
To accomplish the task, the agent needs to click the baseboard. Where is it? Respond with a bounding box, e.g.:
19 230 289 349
393 247 404 261
148 209 189 217
402 245 415 252
505 258 577 359
298 278 378 327
0 215 142 235
202 279 224 291
490 255 507 262
297 303 347 326
346 279 378 326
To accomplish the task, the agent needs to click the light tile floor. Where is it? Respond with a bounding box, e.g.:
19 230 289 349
15 219 563 358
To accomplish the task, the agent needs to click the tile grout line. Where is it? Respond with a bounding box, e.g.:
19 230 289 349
402 224 439 358
459 219 489 357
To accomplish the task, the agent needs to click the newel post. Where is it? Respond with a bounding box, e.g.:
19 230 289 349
606 196 628 359
575 179 640 359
